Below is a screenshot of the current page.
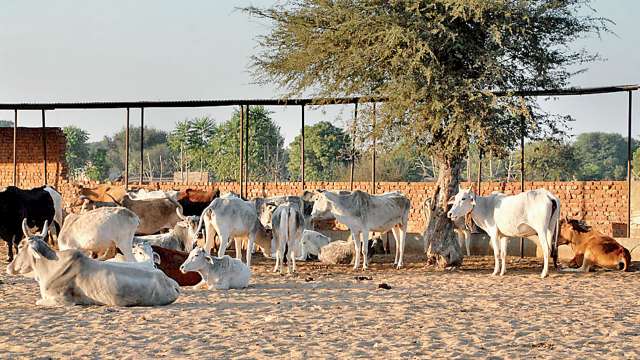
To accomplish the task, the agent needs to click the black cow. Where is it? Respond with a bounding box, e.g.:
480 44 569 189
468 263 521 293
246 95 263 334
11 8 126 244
0 186 56 261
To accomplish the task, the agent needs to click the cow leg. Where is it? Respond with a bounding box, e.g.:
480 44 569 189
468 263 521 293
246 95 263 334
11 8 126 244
464 230 471 257
499 236 508 276
361 228 369 270
351 230 361 271
397 224 407 269
246 232 256 268
277 236 286 274
287 239 296 274
538 231 550 279
217 233 230 257
234 238 243 261
391 227 401 266
489 235 500 276
7 235 15 262
273 232 281 273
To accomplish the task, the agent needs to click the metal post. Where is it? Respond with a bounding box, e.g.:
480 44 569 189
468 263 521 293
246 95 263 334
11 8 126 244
124 108 130 190
520 113 526 257
371 103 376 194
350 103 357 191
301 104 305 191
245 105 250 198
139 108 144 185
239 105 244 198
628 91 633 237
42 110 47 185
13 109 17 186
476 150 482 196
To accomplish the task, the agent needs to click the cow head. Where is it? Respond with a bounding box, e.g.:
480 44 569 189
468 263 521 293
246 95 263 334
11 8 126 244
446 186 476 220
310 190 335 221
180 247 211 274
133 241 161 266
558 218 590 246
176 208 200 251
7 219 57 276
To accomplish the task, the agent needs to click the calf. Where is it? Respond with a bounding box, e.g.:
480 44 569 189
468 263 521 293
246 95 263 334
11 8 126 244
559 219 631 272
180 248 250 290
151 245 202 286
297 230 331 260
6 224 180 307
134 209 199 252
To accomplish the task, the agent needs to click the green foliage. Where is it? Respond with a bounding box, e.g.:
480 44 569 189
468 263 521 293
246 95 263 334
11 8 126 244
84 148 109 181
288 121 351 181
102 126 172 179
0 120 13 127
63 126 90 178
517 140 577 181
573 132 633 180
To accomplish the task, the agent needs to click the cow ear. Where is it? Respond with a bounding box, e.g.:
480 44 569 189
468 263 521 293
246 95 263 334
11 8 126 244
205 255 213 264
153 252 161 264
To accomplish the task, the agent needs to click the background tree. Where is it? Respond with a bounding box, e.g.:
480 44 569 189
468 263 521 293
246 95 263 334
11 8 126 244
288 121 351 181
63 126 90 179
0 120 13 127
573 132 632 180
245 0 609 267
517 140 578 181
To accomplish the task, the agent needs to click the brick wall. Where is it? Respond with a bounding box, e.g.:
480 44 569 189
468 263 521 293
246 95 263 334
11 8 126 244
57 179 629 237
0 127 67 188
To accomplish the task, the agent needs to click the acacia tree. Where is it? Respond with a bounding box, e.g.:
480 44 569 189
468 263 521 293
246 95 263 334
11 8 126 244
245 0 608 267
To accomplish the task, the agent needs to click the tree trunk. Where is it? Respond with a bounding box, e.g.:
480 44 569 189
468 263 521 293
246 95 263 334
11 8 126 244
423 158 464 268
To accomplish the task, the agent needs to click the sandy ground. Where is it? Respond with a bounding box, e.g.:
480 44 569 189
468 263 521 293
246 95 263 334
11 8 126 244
1 248 640 359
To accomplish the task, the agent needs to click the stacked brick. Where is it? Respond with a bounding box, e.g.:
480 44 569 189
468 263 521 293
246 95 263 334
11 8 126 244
0 127 67 188
56 179 629 237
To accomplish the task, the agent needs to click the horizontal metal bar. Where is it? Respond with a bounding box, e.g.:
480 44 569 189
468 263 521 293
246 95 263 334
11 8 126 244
0 85 637 110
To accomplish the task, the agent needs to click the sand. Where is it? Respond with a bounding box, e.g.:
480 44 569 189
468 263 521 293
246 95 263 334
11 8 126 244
1 250 640 359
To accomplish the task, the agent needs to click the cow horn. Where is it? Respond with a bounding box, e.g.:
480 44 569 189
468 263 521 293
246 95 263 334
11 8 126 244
176 207 186 220
21 218 30 237
40 220 49 238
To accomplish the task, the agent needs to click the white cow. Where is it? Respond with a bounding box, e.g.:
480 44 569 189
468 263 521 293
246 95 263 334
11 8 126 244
311 190 410 270
134 209 198 252
43 186 64 240
447 187 560 278
107 241 160 269
57 207 139 262
180 248 251 290
271 202 304 274
6 223 180 307
128 189 178 201
194 197 273 267
423 198 472 256
297 230 331 260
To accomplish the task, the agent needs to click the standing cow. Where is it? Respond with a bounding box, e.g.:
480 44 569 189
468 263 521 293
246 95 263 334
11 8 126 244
447 187 560 278
271 202 305 274
0 186 57 261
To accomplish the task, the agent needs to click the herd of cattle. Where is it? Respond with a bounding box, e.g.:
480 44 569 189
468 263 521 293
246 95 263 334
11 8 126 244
0 183 634 307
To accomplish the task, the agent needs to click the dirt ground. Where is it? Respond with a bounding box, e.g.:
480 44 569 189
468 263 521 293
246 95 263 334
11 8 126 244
1 248 639 359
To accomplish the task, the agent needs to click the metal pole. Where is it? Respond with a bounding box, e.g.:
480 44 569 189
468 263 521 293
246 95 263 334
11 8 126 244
239 105 244 198
301 104 305 191
350 103 357 191
13 109 17 186
139 108 144 185
42 110 47 185
124 108 130 190
628 91 633 237
520 113 526 257
476 150 482 196
371 103 376 194
245 105 250 197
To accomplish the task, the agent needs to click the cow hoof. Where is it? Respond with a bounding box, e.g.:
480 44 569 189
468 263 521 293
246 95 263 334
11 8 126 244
491 272 498 276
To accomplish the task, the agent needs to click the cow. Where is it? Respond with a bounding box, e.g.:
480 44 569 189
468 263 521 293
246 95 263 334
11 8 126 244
128 189 178 201
151 245 202 286
79 196 118 213
69 183 127 206
310 190 410 270
271 202 305 274
297 230 331 260
6 223 180 307
195 196 274 267
134 210 198 252
447 187 560 278
107 241 160 269
558 218 631 272
0 186 57 261
57 207 139 262
180 248 251 290
177 188 221 216
43 186 64 240
115 195 183 235
256 195 312 228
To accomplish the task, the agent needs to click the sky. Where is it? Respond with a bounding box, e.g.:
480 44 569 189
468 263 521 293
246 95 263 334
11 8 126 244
0 0 638 145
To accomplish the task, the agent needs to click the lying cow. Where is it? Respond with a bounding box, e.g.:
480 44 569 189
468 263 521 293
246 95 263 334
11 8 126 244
6 223 180 307
115 195 183 235
447 186 560 278
134 209 199 252
297 230 331 260
108 241 160 269
318 239 385 265
311 190 410 270
79 196 118 213
180 248 251 290
58 207 139 262
151 245 202 286
70 183 127 206
558 218 631 272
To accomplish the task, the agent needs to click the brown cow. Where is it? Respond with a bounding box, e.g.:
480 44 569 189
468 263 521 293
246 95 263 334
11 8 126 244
151 245 202 286
558 218 632 272
70 184 127 207
177 188 220 216
119 195 183 235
